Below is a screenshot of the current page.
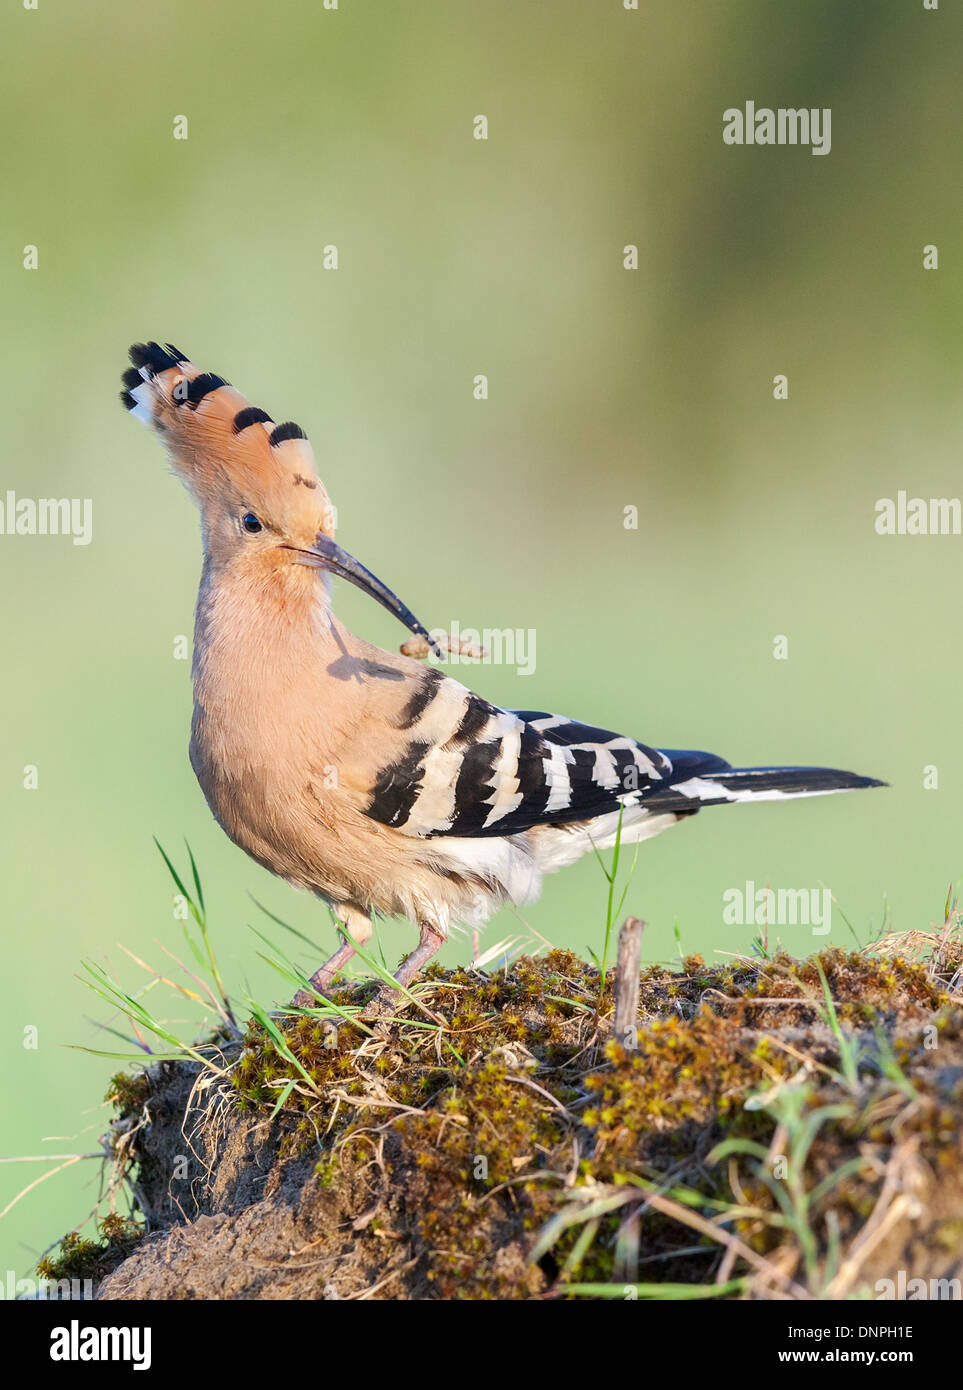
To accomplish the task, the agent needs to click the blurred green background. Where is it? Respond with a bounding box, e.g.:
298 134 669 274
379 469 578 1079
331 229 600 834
2 0 961 1275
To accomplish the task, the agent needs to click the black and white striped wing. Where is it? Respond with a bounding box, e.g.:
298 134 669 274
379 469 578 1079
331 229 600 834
364 672 674 839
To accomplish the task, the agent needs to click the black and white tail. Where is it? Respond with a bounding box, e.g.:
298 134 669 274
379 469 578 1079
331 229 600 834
641 760 885 815
358 685 884 845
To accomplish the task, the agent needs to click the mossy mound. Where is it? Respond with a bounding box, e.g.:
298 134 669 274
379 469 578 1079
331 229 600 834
86 946 963 1300
37 1216 142 1288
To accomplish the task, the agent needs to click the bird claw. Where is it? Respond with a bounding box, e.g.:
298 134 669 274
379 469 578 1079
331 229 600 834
358 985 446 1030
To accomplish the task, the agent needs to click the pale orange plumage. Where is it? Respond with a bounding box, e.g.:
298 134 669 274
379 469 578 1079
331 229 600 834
122 342 883 1015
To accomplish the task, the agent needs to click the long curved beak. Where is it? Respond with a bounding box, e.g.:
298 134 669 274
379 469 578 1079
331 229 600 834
288 535 442 657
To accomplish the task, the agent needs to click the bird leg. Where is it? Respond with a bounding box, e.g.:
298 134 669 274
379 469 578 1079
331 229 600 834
360 922 447 1022
291 906 372 1008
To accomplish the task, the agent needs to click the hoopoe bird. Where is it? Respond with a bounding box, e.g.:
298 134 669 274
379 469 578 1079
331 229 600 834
121 342 883 1014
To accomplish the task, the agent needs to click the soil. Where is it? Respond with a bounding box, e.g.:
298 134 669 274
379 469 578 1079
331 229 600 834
40 941 963 1301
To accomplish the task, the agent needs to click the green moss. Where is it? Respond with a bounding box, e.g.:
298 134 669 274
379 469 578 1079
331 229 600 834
105 1070 153 1120
104 944 963 1298
37 1215 143 1285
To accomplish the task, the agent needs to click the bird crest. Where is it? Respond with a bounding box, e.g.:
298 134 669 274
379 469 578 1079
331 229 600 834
121 342 336 541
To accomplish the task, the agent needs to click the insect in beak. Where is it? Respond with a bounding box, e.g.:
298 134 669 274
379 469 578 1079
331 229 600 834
287 534 443 657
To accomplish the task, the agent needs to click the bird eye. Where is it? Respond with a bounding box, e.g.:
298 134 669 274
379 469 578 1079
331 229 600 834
242 513 263 534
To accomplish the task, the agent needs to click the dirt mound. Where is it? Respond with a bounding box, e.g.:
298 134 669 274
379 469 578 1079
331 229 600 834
56 946 963 1300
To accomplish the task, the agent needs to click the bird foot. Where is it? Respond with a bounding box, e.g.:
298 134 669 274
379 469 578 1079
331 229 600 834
358 987 405 1027
359 982 447 1029
358 985 443 1028
356 925 448 1026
